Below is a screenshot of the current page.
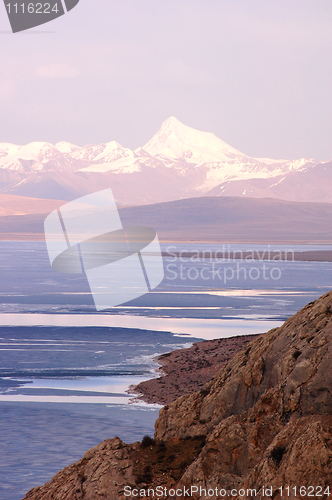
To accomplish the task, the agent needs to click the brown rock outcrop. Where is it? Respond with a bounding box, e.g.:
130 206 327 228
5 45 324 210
23 293 332 499
23 437 137 500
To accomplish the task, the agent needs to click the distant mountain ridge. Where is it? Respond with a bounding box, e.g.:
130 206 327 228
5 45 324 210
3 196 332 243
0 117 330 204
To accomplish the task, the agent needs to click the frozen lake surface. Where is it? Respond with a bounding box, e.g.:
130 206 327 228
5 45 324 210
1 241 332 499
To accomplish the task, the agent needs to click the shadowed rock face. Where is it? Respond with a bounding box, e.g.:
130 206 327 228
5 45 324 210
155 295 332 441
23 293 332 500
23 437 138 500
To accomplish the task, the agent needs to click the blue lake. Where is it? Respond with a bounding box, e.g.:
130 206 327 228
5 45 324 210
0 241 332 499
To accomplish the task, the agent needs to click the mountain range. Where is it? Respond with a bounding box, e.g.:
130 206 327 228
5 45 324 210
1 117 331 205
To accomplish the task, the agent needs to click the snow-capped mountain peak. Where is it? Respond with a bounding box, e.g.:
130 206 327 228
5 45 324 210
0 142 62 171
143 116 244 163
0 117 327 205
18 142 59 161
55 141 80 154
0 143 21 159
93 141 136 164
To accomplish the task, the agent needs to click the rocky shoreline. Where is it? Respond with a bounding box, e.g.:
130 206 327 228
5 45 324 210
131 334 260 405
23 293 332 499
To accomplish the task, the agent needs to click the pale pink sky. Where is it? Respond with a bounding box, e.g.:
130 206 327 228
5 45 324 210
0 0 332 161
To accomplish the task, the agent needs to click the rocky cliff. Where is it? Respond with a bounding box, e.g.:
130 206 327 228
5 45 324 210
23 293 332 499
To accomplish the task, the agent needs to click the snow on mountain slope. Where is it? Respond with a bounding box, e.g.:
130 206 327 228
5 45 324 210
197 157 316 192
0 117 328 204
80 118 314 183
92 141 137 164
0 142 62 171
0 140 134 172
55 141 80 153
142 117 316 179
143 116 243 163
68 143 106 162
136 116 315 192
205 160 332 203
0 143 21 159
81 156 141 173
